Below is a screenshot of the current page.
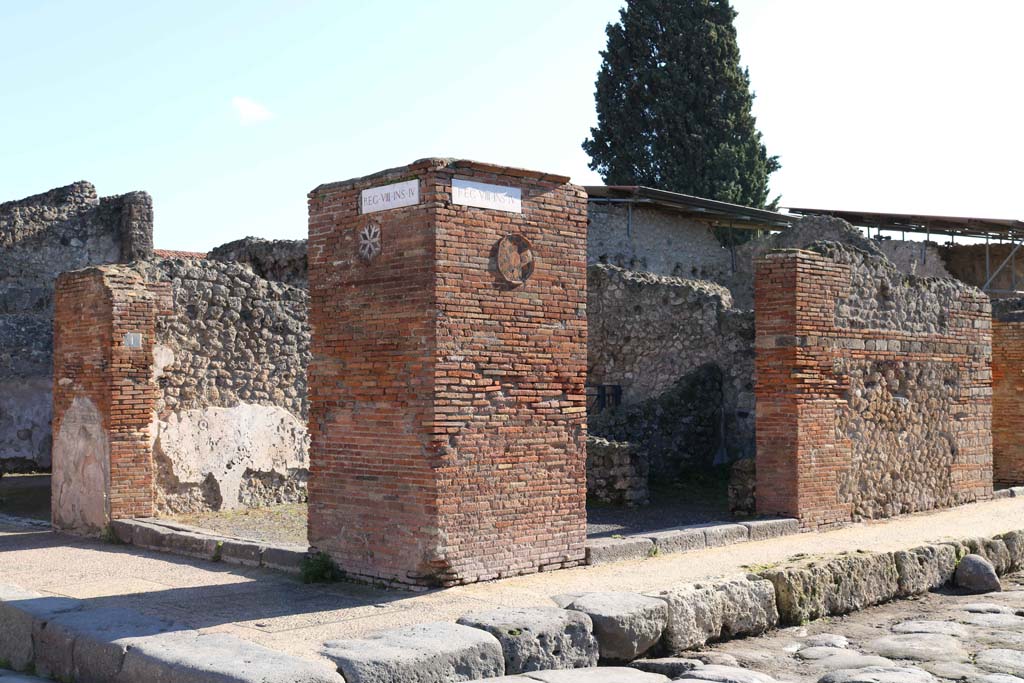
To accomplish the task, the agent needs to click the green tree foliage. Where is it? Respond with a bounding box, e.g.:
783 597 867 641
583 0 780 209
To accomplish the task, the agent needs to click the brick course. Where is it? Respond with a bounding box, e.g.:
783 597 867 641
755 246 992 529
307 159 587 587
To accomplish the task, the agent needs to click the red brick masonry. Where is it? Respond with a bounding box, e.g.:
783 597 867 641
755 247 992 529
52 267 163 532
993 319 1024 485
307 159 588 587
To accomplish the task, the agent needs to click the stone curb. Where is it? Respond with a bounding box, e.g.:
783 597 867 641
994 486 1024 499
585 518 799 566
0 583 343 682
110 518 308 575
327 527 1024 683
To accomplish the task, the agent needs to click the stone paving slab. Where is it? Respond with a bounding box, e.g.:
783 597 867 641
1 496 1023 664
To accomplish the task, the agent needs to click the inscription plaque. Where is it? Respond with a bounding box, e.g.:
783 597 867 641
361 179 419 214
453 179 522 213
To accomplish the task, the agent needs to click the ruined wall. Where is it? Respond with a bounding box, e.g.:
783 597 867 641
587 264 755 480
992 299 1024 485
587 203 734 281
940 243 1024 296
209 237 308 289
728 216 950 309
756 241 992 529
52 267 158 534
0 182 152 472
586 436 648 506
140 257 310 513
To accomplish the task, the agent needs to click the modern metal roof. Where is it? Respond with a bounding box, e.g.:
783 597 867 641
585 185 792 230
784 207 1024 240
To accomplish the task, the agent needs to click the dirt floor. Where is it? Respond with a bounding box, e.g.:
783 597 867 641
0 473 50 521
172 478 732 546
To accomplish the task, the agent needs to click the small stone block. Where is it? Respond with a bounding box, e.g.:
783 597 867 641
741 519 799 542
585 537 654 565
108 519 137 545
703 523 749 548
130 522 172 551
645 527 706 555
221 539 265 567
166 531 221 561
262 544 308 574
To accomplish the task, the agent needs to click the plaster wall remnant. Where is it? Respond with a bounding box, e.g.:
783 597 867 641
142 256 311 512
307 158 588 588
755 237 993 529
51 396 109 533
0 182 152 472
991 298 1024 486
587 202 733 281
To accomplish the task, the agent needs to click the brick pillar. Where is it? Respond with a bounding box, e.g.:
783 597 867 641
993 319 1024 485
52 266 158 534
307 159 588 587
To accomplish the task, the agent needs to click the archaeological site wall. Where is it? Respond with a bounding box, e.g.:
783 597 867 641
0 182 152 473
307 158 588 587
992 299 1024 486
51 256 310 532
587 264 755 484
587 202 734 281
141 257 310 514
755 242 993 529
209 236 308 289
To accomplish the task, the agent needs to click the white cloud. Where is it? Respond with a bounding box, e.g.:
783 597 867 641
231 96 274 125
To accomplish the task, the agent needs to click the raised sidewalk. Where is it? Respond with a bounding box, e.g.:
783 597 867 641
1 496 1023 668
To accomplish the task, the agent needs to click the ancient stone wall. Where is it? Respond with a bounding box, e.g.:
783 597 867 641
992 299 1024 486
587 203 734 281
587 264 755 480
585 436 648 506
0 182 152 473
940 243 1024 296
139 257 311 513
755 241 992 529
50 257 310 528
209 237 308 289
307 158 588 587
52 267 158 534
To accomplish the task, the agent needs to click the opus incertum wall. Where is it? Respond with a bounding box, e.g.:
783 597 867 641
306 159 588 587
754 243 992 529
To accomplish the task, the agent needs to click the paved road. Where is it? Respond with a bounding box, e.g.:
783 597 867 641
698 571 1024 683
1 496 1023 667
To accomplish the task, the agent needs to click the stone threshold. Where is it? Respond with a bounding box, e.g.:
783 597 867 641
994 486 1024 499
109 517 309 576
585 518 800 565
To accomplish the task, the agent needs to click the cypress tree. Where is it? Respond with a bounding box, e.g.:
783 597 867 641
583 0 779 209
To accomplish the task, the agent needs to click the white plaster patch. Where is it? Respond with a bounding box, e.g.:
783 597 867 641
52 396 110 534
153 403 308 511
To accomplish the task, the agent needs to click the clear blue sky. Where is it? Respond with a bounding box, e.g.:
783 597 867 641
2 1 1022 251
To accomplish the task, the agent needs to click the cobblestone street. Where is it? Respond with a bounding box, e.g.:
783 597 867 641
681 572 1024 683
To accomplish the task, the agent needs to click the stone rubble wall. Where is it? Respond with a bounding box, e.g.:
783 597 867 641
756 238 993 528
587 264 755 485
0 182 152 473
585 436 649 506
137 257 311 514
991 298 1024 486
208 236 308 289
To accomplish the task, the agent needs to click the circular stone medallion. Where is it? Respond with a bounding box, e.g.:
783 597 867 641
495 234 534 285
358 222 381 261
